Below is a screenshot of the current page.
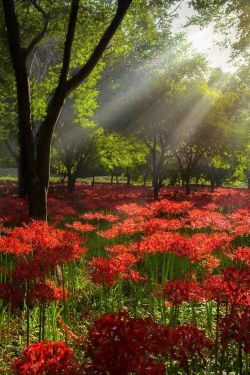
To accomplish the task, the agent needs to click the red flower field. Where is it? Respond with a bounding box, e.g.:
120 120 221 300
0 184 249 374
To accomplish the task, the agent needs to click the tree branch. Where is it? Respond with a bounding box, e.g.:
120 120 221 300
65 0 133 95
58 0 80 86
25 0 50 57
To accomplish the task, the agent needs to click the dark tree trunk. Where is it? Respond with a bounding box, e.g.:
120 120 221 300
91 175 95 186
5 139 27 198
153 179 160 200
67 172 76 193
248 176 250 189
159 177 164 189
126 172 131 187
210 178 215 192
185 176 191 195
17 158 27 198
115 175 119 185
110 173 114 185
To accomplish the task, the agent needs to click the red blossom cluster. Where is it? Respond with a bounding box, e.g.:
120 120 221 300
65 221 96 232
83 311 169 374
205 265 250 306
143 218 186 234
28 280 69 307
131 231 231 261
81 311 212 374
89 253 145 286
13 341 77 374
163 279 205 305
231 246 250 266
80 211 119 222
149 199 193 216
99 217 145 238
167 325 212 368
219 308 250 353
116 203 153 217
0 221 87 308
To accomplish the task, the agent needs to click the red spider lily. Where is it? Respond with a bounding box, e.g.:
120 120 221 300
202 256 221 273
134 231 188 256
186 232 232 261
204 266 250 306
230 247 250 267
222 266 250 306
219 308 250 353
105 243 133 255
6 222 87 269
80 212 119 222
187 209 231 231
0 282 24 308
99 217 145 239
0 236 31 256
12 341 77 374
204 275 229 303
13 259 45 282
167 325 212 369
84 311 168 375
88 253 145 286
65 221 96 232
149 199 193 216
143 218 186 234
163 279 205 305
115 203 153 217
27 280 69 307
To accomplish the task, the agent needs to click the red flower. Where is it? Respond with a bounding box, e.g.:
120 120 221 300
220 308 250 353
28 280 69 307
81 212 119 222
163 279 204 305
0 236 31 256
13 341 77 374
85 311 168 375
231 247 250 267
66 221 95 232
167 325 212 368
0 282 24 308
89 253 145 286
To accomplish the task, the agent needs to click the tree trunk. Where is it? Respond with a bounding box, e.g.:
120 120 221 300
28 178 48 219
248 176 250 189
126 172 131 187
210 178 215 192
153 179 160 200
115 175 119 185
67 172 76 193
91 175 95 186
195 177 200 187
17 158 27 198
5 139 27 198
110 173 114 185
185 176 191 195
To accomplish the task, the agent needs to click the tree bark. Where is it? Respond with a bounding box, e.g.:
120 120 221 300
67 172 76 193
210 178 215 192
185 176 191 195
153 178 160 200
126 172 131 186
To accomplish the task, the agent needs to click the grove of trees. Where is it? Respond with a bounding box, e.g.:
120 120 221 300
0 0 249 215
